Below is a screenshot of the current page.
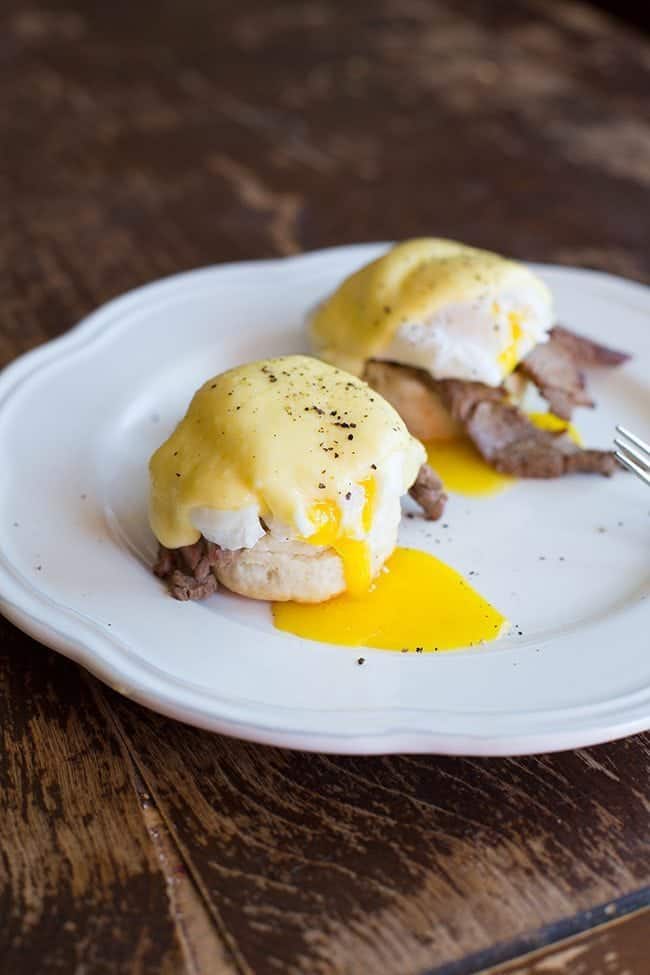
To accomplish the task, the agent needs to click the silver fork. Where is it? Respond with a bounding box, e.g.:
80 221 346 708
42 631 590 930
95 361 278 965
614 425 650 485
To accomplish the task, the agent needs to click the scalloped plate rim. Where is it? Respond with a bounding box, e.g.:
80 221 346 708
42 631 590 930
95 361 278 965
0 245 648 754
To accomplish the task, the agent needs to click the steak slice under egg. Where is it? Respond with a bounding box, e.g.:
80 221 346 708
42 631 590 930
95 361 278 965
437 379 617 478
518 325 629 420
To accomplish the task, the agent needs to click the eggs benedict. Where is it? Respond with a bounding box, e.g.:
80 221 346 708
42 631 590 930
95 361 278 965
149 355 434 602
310 239 628 483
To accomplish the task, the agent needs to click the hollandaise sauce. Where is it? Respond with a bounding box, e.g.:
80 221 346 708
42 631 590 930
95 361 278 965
310 237 552 381
149 356 425 599
273 547 507 651
149 355 424 548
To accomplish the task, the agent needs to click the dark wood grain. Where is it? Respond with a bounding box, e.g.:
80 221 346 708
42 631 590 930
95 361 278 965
121 764 238 975
2 0 650 972
109 697 650 975
486 906 650 975
2 0 649 364
0 621 182 974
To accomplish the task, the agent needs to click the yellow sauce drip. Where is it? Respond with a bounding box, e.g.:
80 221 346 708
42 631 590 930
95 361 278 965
528 412 583 445
273 547 507 651
304 479 377 595
426 439 513 497
498 311 524 376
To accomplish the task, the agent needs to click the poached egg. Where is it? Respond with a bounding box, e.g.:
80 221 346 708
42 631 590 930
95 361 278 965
310 238 553 386
149 355 425 599
310 238 556 496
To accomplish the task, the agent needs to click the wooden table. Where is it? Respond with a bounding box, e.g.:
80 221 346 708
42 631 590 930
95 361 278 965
2 1 649 972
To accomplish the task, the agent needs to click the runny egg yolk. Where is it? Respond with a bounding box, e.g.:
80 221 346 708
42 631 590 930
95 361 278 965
497 310 524 376
527 412 583 445
426 439 513 497
304 479 376 595
273 547 507 651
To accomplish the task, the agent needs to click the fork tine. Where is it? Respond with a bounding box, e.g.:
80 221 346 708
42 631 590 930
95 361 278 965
613 425 650 485
613 437 650 471
616 425 650 455
614 449 650 484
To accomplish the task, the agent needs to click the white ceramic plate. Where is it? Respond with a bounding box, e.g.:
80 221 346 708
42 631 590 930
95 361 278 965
1 245 648 755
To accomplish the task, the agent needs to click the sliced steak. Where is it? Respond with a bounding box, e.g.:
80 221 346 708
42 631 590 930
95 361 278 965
519 325 629 420
519 333 593 420
154 537 220 600
551 325 630 367
437 380 616 478
435 379 503 424
466 400 616 477
409 463 447 520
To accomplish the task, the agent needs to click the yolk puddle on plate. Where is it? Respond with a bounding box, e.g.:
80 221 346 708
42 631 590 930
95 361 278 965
426 438 513 497
273 547 507 652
